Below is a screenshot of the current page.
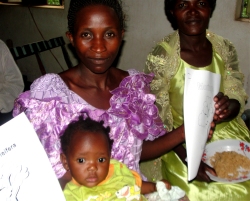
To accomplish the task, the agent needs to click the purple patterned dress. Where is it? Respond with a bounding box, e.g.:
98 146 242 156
13 69 165 179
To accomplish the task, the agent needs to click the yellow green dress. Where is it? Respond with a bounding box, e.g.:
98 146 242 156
64 159 146 201
143 30 250 201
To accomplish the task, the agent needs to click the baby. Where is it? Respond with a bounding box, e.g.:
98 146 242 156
60 116 171 200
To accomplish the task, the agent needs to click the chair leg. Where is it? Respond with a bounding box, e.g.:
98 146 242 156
61 45 73 69
35 53 46 75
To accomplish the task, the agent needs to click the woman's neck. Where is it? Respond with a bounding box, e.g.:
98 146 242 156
77 65 112 90
179 32 209 52
179 32 213 67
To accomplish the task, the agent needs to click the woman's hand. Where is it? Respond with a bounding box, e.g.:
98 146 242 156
195 161 216 182
208 121 215 140
213 92 240 124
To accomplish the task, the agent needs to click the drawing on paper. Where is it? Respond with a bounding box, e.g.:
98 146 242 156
186 72 192 79
198 96 213 128
0 163 29 201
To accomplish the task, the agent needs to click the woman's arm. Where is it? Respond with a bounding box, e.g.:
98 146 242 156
173 144 187 165
140 125 185 161
219 37 247 117
141 121 215 162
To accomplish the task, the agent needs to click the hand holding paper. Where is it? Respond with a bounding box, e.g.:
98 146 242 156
184 68 221 181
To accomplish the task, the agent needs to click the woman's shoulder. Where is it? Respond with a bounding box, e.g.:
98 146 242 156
126 69 154 84
111 68 154 86
31 73 66 91
29 73 70 99
207 31 235 48
207 30 237 62
161 31 178 43
112 69 154 94
109 69 165 141
148 31 179 56
111 67 129 81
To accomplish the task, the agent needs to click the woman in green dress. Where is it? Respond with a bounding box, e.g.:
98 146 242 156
143 0 250 200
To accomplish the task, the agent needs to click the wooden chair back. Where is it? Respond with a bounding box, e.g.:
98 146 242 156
8 36 73 75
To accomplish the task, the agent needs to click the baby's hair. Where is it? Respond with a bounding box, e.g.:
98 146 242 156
164 0 217 30
60 116 113 155
67 0 125 34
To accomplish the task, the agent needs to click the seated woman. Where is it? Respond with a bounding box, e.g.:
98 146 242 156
14 0 209 193
143 0 250 200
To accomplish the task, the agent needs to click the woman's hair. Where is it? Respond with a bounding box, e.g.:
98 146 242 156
164 0 217 30
60 116 113 154
67 0 125 34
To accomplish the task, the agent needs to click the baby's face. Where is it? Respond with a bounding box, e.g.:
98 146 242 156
66 131 110 187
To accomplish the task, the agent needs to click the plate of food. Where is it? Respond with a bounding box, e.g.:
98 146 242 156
202 139 250 183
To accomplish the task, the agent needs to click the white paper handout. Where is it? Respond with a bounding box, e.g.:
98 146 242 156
0 113 66 201
184 68 221 181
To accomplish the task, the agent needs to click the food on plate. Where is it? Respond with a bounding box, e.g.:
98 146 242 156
210 151 250 179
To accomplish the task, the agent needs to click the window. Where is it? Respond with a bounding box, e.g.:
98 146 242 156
236 0 250 22
0 0 64 9
240 0 250 18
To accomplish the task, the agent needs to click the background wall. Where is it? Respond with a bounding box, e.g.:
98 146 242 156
0 0 249 108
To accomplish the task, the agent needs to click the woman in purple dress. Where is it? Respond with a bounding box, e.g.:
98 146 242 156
13 0 213 189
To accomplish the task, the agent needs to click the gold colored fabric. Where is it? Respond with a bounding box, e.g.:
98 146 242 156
142 30 250 201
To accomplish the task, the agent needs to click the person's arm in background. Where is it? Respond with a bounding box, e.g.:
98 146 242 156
0 40 24 113
212 37 247 124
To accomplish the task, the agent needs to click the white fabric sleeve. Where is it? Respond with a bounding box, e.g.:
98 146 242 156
0 40 24 113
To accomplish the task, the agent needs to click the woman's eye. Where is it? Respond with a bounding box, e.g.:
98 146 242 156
178 3 186 8
77 158 85 163
81 33 91 38
98 158 106 163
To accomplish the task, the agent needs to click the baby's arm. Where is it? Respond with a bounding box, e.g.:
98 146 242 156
141 179 171 194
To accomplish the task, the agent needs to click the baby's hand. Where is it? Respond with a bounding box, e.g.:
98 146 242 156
160 179 171 190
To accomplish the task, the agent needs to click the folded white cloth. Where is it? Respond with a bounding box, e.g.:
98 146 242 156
145 181 186 201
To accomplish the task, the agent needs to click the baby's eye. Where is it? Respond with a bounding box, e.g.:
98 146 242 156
98 158 106 163
105 32 115 38
198 2 206 6
77 158 85 163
